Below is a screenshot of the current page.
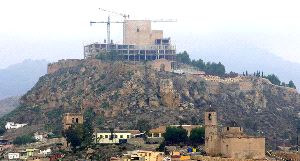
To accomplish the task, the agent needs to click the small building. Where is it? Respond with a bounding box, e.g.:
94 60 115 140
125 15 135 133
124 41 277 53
121 150 164 161
5 122 27 129
8 153 20 160
39 148 52 156
62 113 83 130
95 130 140 144
26 148 40 157
34 132 47 142
204 108 265 159
149 125 202 138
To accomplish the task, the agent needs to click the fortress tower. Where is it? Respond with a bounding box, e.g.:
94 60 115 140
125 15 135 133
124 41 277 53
204 107 220 156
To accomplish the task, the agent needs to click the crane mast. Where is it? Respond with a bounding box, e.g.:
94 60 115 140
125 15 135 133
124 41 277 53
90 8 128 45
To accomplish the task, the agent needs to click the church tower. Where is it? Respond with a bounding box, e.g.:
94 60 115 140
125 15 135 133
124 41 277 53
205 107 220 155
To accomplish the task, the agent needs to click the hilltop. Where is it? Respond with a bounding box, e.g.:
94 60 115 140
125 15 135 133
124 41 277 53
2 59 300 149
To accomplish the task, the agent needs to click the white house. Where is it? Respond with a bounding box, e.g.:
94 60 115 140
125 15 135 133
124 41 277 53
8 153 20 160
34 132 45 142
95 130 140 144
5 122 27 129
39 148 51 155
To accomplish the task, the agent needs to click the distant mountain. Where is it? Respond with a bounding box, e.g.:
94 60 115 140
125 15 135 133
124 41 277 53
187 38 300 91
0 59 48 100
0 96 19 117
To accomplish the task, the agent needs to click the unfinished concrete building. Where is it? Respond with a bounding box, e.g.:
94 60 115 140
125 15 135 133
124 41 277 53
84 20 176 61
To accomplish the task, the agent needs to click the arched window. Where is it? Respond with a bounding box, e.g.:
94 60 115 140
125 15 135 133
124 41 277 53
208 113 212 120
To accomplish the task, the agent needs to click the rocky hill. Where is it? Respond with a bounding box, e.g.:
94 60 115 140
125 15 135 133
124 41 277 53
4 59 300 149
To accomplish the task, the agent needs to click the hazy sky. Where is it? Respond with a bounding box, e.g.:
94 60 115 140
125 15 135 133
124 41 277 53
1 0 300 69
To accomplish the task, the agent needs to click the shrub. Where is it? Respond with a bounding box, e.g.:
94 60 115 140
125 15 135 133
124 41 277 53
163 126 188 145
189 127 205 145
13 134 36 145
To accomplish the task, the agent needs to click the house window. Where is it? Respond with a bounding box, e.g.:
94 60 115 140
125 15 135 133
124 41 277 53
127 135 130 138
208 113 212 120
72 118 75 123
137 28 140 32
105 135 108 138
115 135 118 138
227 127 229 131
120 135 123 138
76 118 79 123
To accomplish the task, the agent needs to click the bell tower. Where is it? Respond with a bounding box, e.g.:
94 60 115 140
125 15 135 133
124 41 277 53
205 107 220 155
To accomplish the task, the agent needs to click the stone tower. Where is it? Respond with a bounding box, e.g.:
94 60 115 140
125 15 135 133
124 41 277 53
205 107 220 155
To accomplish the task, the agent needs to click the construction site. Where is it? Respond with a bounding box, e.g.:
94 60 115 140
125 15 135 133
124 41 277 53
84 9 177 61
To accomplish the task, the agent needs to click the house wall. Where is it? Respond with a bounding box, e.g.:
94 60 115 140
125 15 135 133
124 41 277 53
220 137 265 159
95 132 131 144
8 153 20 159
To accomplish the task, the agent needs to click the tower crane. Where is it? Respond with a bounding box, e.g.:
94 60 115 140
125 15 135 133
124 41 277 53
90 8 177 45
90 8 129 44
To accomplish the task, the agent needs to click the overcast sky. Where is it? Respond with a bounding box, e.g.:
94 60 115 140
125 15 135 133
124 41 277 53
1 0 300 69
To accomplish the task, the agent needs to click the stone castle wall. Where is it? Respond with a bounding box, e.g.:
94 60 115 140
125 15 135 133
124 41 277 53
220 137 265 159
47 59 82 74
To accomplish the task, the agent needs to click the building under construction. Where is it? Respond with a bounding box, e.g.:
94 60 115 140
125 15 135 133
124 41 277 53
84 20 176 61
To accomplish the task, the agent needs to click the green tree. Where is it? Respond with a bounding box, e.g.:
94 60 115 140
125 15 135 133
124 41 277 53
0 127 5 135
189 127 205 145
176 51 191 64
82 108 95 147
265 74 281 86
156 141 166 152
163 126 188 145
288 80 296 89
13 134 36 145
136 119 151 133
96 116 105 129
191 59 205 70
64 124 84 151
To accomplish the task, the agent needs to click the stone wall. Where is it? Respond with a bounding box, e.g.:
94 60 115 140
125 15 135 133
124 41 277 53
150 59 172 72
47 59 82 74
220 137 265 159
191 155 267 161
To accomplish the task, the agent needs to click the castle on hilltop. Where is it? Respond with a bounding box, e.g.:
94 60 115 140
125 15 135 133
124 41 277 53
205 108 265 159
84 20 176 61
